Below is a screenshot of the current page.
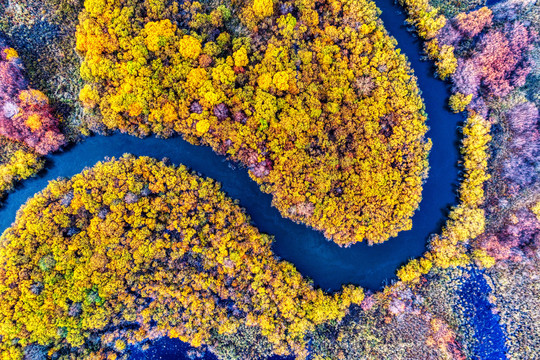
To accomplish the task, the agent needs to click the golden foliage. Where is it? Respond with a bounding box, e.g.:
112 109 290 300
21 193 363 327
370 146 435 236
472 249 495 269
76 0 430 246
252 0 274 18
79 84 100 109
398 0 457 79
24 114 42 131
0 155 363 358
144 20 177 53
178 35 202 60
18 89 49 107
531 201 540 222
0 149 44 197
399 112 490 281
396 258 432 283
448 92 473 113
3 47 18 60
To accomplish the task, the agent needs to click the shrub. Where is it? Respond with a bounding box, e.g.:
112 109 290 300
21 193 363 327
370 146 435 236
448 92 472 113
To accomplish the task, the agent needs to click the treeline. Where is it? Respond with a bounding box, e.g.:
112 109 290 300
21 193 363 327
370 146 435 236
76 0 431 246
0 155 364 359
397 0 458 80
395 0 538 281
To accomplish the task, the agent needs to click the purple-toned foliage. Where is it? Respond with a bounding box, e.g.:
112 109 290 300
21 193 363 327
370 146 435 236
508 135 540 159
0 62 27 101
213 103 230 121
469 96 489 118
452 58 481 96
23 344 47 360
479 208 540 261
451 22 535 99
493 0 536 23
501 155 537 195
501 101 539 191
189 101 202 114
250 159 273 178
506 101 539 134
233 110 247 124
0 42 65 154
438 22 462 48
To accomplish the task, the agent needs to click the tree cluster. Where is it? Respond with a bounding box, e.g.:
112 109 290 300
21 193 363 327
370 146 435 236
0 155 364 360
0 40 65 155
438 7 536 116
76 0 431 246
397 0 457 80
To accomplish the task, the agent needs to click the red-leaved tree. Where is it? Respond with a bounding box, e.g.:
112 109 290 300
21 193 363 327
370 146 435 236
0 42 65 154
455 7 493 39
452 22 535 100
438 7 493 47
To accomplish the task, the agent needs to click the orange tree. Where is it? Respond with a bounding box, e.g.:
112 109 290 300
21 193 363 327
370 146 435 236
0 155 363 359
76 0 430 246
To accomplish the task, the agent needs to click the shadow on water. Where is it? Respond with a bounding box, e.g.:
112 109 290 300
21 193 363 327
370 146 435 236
129 337 295 360
128 338 218 360
486 0 504 6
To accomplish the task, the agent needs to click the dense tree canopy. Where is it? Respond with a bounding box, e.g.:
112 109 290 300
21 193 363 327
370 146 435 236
0 155 364 359
76 0 430 245
0 133 44 199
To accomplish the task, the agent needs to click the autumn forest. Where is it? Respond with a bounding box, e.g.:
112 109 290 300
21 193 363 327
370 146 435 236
0 0 538 359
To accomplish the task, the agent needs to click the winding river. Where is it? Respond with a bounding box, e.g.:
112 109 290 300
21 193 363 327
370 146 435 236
0 0 462 292
0 0 476 357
